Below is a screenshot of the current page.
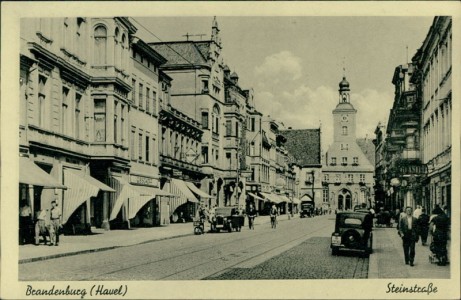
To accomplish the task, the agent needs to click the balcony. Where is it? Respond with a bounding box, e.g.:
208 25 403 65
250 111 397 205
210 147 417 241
160 154 201 174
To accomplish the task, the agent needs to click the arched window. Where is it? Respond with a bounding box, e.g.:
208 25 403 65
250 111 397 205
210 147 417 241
121 33 127 70
342 126 348 136
212 105 220 134
94 25 107 65
114 28 120 68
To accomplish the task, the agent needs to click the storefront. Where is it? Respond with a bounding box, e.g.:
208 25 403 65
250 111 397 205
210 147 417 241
162 178 199 223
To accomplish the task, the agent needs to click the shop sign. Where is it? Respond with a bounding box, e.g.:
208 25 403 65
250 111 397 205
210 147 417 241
399 164 427 175
130 175 159 187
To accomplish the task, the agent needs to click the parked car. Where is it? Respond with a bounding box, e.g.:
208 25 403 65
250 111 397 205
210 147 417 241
210 206 245 233
331 211 373 256
300 200 315 218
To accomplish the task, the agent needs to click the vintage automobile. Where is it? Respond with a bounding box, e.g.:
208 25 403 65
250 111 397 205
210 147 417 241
210 206 245 233
300 200 315 218
331 211 373 256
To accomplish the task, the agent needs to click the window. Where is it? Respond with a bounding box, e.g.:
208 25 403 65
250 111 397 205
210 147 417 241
324 174 329 182
138 133 143 160
353 157 358 165
62 87 70 135
114 101 118 144
216 149 219 162
131 79 136 104
152 91 157 114
341 143 348 150
360 174 365 183
121 105 125 145
75 93 82 139
306 172 313 183
335 174 341 183
202 146 209 164
331 157 336 165
347 174 354 183
94 99 106 142
202 112 209 129
139 83 143 109
235 122 239 138
212 105 220 134
145 135 150 162
407 135 415 149
226 120 232 136
94 25 107 65
250 142 255 156
202 80 209 93
342 126 348 135
38 75 47 127
342 157 347 165
152 137 156 164
130 127 136 159
146 87 150 113
250 118 256 132
323 186 329 203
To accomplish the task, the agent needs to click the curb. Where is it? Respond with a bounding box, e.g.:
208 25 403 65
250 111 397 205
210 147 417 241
19 232 193 264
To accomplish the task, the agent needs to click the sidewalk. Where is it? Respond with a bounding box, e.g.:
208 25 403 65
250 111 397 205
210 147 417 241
368 226 450 279
19 213 297 263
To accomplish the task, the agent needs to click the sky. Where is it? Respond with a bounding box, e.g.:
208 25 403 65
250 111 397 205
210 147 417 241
134 16 434 150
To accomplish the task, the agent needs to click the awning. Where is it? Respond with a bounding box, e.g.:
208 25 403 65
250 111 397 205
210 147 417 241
162 178 198 215
292 197 301 205
186 182 213 199
278 195 290 203
19 156 67 189
260 192 283 204
248 192 265 201
110 178 174 221
63 168 114 224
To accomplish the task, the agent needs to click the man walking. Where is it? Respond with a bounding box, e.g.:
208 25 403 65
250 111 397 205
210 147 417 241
247 203 257 230
398 206 419 266
49 200 62 246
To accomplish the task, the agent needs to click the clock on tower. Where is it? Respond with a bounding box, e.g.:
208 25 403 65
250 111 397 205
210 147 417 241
341 114 348 122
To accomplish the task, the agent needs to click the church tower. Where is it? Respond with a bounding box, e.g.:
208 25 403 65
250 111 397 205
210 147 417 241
333 76 357 142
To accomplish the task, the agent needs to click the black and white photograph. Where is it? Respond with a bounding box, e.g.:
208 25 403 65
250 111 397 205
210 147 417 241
1 1 460 299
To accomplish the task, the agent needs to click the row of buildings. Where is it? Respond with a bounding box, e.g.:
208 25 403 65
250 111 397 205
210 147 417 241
18 17 316 234
374 16 452 217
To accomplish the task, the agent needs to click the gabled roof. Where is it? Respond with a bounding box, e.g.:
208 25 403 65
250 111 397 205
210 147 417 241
356 138 375 166
149 41 210 67
280 129 321 166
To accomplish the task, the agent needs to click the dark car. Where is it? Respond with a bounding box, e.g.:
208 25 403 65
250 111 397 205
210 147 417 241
210 206 244 232
300 200 315 218
331 211 373 256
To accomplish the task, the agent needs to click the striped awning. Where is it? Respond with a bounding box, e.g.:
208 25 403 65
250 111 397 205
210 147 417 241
63 168 114 224
248 192 265 201
162 178 198 215
260 192 283 204
110 178 174 220
186 182 213 199
19 156 67 189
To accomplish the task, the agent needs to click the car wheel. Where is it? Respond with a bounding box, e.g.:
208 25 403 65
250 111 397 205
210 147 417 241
343 229 361 248
332 247 339 256
194 227 202 235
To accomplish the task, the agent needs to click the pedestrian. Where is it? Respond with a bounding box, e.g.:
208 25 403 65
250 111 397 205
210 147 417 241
362 207 374 247
247 203 257 230
417 207 430 246
34 208 48 245
270 204 278 229
430 206 449 266
398 206 419 266
19 200 32 245
49 200 62 246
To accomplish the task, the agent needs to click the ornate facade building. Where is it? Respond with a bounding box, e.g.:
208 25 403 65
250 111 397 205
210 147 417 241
150 17 225 208
410 16 452 215
323 77 375 210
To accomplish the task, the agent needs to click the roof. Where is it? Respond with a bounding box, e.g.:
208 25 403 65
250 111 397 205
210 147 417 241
149 41 211 67
356 138 375 166
280 129 321 166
